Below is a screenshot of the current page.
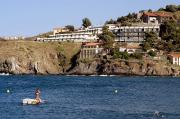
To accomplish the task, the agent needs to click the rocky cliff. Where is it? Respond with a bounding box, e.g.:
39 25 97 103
68 58 180 76
0 41 80 75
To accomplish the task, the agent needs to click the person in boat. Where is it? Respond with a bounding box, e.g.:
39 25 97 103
35 88 41 104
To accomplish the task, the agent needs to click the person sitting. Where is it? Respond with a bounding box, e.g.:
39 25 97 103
35 88 41 104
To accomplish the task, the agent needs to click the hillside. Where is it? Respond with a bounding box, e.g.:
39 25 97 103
0 40 81 74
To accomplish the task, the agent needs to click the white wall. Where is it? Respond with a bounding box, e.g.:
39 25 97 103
173 57 180 66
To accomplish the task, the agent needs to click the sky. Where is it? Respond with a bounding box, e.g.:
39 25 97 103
0 0 179 37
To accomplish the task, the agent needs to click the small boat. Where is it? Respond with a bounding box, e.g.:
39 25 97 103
22 98 41 105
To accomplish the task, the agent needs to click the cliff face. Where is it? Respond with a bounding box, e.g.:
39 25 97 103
68 59 179 76
0 41 81 75
0 56 60 74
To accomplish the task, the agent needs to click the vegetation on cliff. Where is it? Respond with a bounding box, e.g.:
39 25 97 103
98 26 115 50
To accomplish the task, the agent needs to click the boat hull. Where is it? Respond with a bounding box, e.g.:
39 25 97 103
22 98 40 105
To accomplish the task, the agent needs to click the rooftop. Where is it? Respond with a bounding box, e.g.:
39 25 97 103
143 12 172 17
143 12 158 17
169 53 180 57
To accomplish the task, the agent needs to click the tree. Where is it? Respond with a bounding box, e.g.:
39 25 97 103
158 7 164 11
148 9 153 12
142 42 151 51
148 50 157 57
117 16 127 23
141 31 159 51
82 18 92 28
158 19 180 52
130 52 143 59
127 13 134 19
65 25 75 32
98 26 115 50
165 5 178 12
105 19 117 24
112 49 129 60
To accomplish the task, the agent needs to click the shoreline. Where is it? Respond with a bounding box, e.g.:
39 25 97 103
1 73 179 77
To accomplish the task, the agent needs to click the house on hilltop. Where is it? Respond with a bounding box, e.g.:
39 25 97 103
142 12 173 24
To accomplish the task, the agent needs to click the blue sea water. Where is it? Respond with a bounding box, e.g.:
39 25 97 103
0 75 180 119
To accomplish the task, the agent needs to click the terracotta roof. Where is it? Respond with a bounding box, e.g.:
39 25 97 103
169 53 180 57
154 12 172 17
143 12 172 17
82 42 103 46
143 12 158 17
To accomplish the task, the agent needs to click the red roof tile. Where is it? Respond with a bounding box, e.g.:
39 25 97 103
169 53 180 58
154 12 172 17
143 12 158 17
143 12 172 17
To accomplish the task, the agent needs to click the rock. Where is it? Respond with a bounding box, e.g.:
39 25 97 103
68 58 180 76
69 61 99 75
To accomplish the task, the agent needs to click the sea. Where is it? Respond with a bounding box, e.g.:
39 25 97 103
0 75 180 119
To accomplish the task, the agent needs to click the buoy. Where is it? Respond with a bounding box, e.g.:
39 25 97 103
7 89 10 93
114 90 118 93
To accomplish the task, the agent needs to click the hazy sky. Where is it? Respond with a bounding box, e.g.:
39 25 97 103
0 0 179 36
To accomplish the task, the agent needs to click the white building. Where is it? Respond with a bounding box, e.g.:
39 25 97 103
169 53 180 66
37 32 98 42
2 36 25 40
80 42 104 59
111 24 160 42
119 44 142 54
77 26 103 35
36 23 160 43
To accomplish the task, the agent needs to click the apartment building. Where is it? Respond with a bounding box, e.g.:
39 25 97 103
110 24 160 42
37 23 160 43
37 32 98 42
77 26 103 35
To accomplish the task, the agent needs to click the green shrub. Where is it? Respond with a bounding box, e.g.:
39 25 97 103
148 50 157 57
130 52 143 59
112 49 129 60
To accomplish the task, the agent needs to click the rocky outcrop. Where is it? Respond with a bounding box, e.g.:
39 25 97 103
68 59 179 76
0 55 179 76
0 56 61 75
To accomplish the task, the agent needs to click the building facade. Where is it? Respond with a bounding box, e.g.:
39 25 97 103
111 25 160 42
37 32 98 42
142 12 173 24
169 53 180 66
119 44 142 54
80 42 103 59
53 27 70 35
37 23 160 43
77 26 103 35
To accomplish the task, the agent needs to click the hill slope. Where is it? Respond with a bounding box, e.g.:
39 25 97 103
0 41 81 74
